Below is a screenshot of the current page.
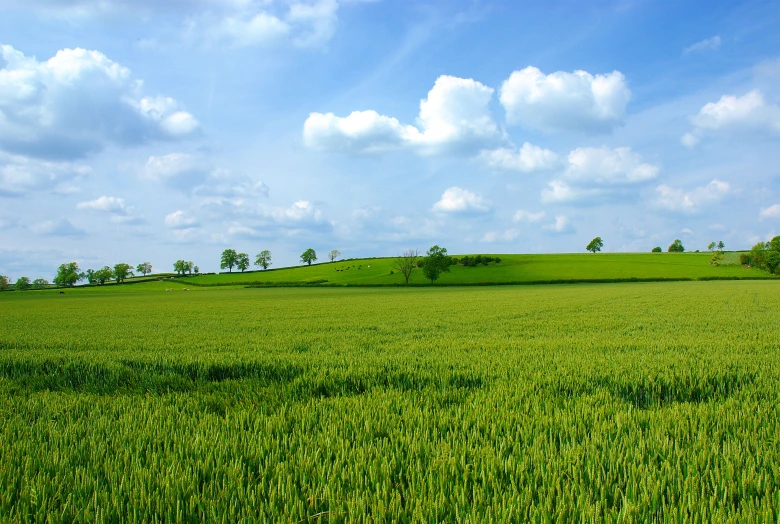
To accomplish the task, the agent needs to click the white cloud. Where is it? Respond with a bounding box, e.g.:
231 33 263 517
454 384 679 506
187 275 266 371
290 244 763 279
681 228 694 235
477 143 559 173
165 210 199 229
565 147 658 185
76 196 131 215
760 204 780 219
432 187 491 214
541 180 603 204
0 153 91 196
654 179 730 213
683 35 721 55
499 66 631 132
30 218 86 237
304 75 501 154
481 229 520 243
268 200 324 224
683 90 780 147
543 215 575 234
207 12 292 48
513 210 546 222
0 45 200 160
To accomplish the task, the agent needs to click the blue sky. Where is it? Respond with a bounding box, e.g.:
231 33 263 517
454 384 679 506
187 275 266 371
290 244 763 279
1 0 779 278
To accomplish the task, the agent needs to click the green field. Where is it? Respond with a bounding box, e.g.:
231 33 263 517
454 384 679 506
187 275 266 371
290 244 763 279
2 281 780 521
175 252 766 287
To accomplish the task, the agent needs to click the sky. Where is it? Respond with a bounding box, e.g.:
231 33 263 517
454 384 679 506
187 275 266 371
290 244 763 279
1 0 780 279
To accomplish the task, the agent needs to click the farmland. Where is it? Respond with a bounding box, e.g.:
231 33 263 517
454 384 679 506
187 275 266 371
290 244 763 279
1 280 779 521
183 252 766 287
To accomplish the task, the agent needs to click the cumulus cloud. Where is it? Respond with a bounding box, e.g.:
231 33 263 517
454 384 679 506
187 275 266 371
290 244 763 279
542 147 658 204
164 210 199 229
477 143 559 173
565 147 658 185
432 187 491 215
513 210 546 222
683 35 721 55
683 90 780 147
542 215 575 234
0 45 199 161
499 66 631 132
654 179 730 213
304 75 501 154
481 229 520 243
76 196 131 215
0 153 91 196
760 204 780 219
30 218 86 237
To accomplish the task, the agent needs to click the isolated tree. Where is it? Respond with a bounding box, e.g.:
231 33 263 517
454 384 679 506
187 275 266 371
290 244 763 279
586 237 604 253
708 242 716 252
255 250 272 270
0 275 7 291
422 245 450 284
94 266 113 285
32 278 49 290
668 239 685 253
717 241 725 252
136 262 152 276
53 262 82 287
651 246 662 253
328 249 341 262
392 248 419 285
15 277 31 291
237 253 250 272
301 248 317 266
113 263 134 284
193 265 200 274
221 249 238 272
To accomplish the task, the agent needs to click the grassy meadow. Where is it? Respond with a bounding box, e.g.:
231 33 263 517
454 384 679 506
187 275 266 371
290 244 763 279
168 251 768 287
2 280 780 521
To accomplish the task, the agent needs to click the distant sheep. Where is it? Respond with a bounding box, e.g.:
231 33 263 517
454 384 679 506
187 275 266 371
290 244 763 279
165 288 173 292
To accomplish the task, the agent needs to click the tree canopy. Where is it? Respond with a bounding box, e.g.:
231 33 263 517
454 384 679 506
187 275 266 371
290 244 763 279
301 248 317 266
668 239 685 253
53 262 82 287
328 249 341 262
237 253 250 272
136 262 152 276
221 249 239 272
255 250 272 270
392 248 419 285
422 245 450 284
586 237 604 253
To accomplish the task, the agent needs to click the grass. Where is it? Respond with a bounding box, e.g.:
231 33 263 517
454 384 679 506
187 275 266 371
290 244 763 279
179 252 769 287
1 280 779 521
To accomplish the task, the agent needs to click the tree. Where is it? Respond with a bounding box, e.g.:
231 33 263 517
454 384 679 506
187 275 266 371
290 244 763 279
136 262 152 276
301 248 317 266
32 278 49 290
15 277 31 291
193 266 200 274
766 250 780 274
586 237 604 253
651 246 662 253
113 263 134 284
255 250 272 270
173 260 189 275
221 249 238 272
53 262 82 287
328 249 341 262
422 245 450 284
392 248 419 285
94 266 113 285
237 253 250 272
708 241 716 251
0 275 7 291
84 269 97 284
717 241 725 252
668 239 685 253
186 261 195 275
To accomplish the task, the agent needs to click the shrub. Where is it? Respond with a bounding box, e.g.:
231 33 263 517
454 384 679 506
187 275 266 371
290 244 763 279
652 247 662 253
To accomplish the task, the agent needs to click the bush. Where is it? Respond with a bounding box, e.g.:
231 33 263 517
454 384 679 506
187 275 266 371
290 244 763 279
651 247 662 253
739 253 751 266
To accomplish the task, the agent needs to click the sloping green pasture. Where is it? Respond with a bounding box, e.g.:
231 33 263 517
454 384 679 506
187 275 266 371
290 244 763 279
1 281 779 521
182 252 765 286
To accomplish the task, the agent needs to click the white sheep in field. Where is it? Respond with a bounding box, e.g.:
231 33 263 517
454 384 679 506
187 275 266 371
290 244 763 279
182 288 189 291
165 288 173 292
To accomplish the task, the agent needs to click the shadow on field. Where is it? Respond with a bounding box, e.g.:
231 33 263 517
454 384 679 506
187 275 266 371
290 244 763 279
0 358 486 401
554 370 757 409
